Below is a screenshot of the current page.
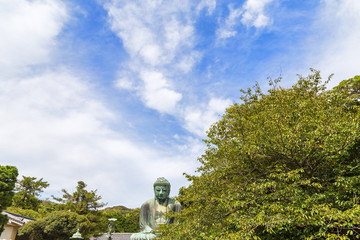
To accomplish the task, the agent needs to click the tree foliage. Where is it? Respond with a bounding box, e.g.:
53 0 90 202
99 208 140 233
0 165 18 233
17 211 93 240
334 75 360 101
160 71 360 239
16 180 107 238
12 176 49 211
53 181 106 215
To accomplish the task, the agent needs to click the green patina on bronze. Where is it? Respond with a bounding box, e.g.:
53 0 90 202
106 218 117 238
130 177 181 240
70 229 83 239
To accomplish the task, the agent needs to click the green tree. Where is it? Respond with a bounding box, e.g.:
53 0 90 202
51 181 106 236
12 176 49 211
5 206 42 220
125 208 140 232
334 75 360 100
7 199 62 220
53 181 106 215
17 210 93 240
99 208 140 233
17 181 107 239
160 71 360 239
0 166 18 233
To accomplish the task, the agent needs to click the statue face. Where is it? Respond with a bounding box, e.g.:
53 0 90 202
154 185 169 201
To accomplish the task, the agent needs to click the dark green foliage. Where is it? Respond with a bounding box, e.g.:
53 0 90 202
17 211 93 240
160 70 360 239
7 200 62 220
99 208 140 233
8 177 139 238
124 208 140 232
16 180 107 238
5 206 42 219
12 176 49 211
0 165 18 233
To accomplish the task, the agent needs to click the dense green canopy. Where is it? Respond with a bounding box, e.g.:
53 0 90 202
18 210 93 240
0 165 18 233
160 71 360 239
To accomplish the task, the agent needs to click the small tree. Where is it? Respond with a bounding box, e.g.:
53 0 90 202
49 181 107 236
53 181 106 215
0 166 18 233
12 176 49 211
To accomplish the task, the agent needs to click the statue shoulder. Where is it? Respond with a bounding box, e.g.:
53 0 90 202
141 198 155 208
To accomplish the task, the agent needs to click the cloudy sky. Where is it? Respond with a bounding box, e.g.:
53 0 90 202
1 0 359 208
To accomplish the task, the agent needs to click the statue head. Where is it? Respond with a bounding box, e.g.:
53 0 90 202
153 177 170 202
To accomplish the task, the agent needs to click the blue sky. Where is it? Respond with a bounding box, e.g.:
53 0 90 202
1 0 359 208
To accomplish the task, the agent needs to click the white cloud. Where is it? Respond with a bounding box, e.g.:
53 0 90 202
184 97 232 136
0 70 200 208
176 52 202 73
106 1 195 67
217 0 274 40
106 0 198 114
196 0 217 15
139 70 182 114
0 0 67 75
216 6 243 40
306 0 360 86
164 18 194 55
208 97 232 113
107 0 232 137
241 0 273 28
115 77 135 90
0 72 112 155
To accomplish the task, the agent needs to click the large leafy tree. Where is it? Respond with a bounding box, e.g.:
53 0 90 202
160 71 360 239
12 176 49 211
0 166 18 233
